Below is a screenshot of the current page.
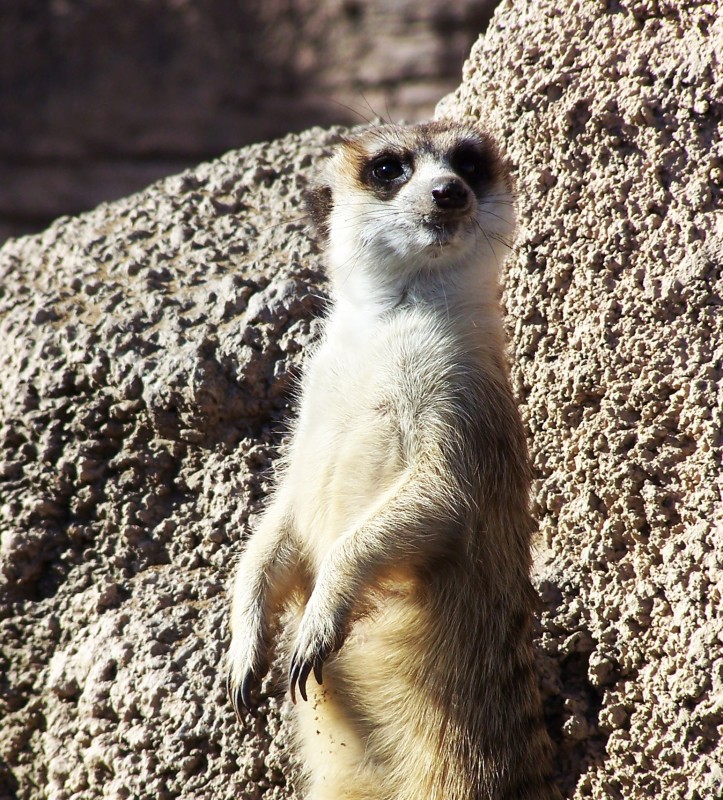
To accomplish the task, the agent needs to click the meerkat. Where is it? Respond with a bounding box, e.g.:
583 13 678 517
227 120 560 800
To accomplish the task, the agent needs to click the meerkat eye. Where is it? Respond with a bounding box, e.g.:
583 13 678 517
452 147 491 184
370 156 405 183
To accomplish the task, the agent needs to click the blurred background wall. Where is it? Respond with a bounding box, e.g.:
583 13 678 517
0 0 500 243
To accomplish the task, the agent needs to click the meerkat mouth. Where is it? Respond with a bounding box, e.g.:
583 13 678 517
424 218 463 248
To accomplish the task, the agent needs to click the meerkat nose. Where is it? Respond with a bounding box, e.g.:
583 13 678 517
432 178 470 210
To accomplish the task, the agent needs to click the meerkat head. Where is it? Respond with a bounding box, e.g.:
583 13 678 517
305 120 516 304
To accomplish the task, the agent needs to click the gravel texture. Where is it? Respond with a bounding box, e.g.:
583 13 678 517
1 1 722 799
440 1 723 797
0 128 338 800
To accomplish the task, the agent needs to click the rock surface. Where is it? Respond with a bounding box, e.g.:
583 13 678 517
440 1 723 797
0 128 337 800
1 1 722 800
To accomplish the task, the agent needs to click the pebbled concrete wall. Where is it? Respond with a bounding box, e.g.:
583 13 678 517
440 0 723 797
0 128 336 800
1 1 722 799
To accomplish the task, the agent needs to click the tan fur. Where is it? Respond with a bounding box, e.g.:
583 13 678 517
227 120 560 799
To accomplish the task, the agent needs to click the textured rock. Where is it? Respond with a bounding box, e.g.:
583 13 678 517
0 0 498 243
1 1 722 799
440 1 723 798
0 128 337 800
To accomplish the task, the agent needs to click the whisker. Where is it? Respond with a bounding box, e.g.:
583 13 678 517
326 98 378 127
477 207 513 225
255 212 312 235
472 220 502 269
359 92 392 127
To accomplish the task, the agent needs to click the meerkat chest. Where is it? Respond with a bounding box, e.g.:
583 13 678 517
287 341 401 553
286 310 445 559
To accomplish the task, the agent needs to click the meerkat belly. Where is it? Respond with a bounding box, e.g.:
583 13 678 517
287 347 407 567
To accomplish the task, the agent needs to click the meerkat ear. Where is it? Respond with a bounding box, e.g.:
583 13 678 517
304 180 333 243
304 133 352 243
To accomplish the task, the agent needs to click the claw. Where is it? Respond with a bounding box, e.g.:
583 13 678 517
289 653 323 704
289 657 313 703
313 656 323 686
227 672 242 722
227 670 258 721
289 660 300 705
241 672 255 713
298 661 312 702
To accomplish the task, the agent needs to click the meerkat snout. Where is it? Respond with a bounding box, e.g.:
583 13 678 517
431 177 470 211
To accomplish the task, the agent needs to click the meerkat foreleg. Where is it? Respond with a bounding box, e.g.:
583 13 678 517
289 466 461 702
228 495 296 718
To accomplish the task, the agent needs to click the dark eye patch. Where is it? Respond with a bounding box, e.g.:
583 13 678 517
450 144 494 186
371 156 404 182
362 152 411 197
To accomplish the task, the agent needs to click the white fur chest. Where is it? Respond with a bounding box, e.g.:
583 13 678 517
284 302 445 566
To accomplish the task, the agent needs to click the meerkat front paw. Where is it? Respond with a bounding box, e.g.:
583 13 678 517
227 613 270 720
288 601 346 703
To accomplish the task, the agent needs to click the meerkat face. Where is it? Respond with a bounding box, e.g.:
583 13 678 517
306 121 516 288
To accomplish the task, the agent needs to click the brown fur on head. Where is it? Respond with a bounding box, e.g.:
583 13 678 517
304 180 333 243
303 119 516 300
